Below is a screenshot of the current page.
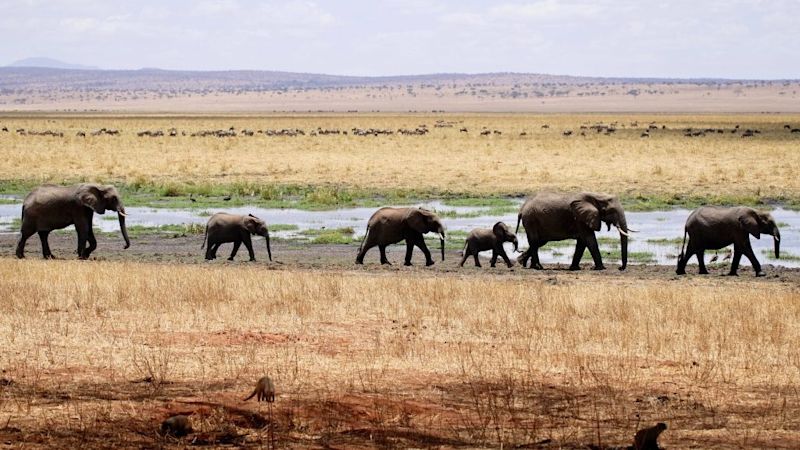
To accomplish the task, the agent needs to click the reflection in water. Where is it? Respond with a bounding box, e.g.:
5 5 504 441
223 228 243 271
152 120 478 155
0 201 798 268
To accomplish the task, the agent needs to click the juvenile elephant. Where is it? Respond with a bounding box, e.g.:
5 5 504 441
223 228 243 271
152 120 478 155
16 184 130 259
355 207 445 266
202 213 272 262
676 206 780 277
516 192 632 270
460 221 518 268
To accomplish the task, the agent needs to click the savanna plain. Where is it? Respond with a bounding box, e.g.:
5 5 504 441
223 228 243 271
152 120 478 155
1 114 799 448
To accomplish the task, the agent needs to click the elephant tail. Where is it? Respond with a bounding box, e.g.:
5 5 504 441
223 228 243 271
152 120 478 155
201 223 209 249
678 228 687 260
357 225 370 254
515 213 522 235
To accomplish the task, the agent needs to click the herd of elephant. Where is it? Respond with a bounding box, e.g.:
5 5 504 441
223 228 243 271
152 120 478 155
13 184 782 277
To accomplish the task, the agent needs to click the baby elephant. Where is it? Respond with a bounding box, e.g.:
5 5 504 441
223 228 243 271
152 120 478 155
460 222 519 268
202 213 272 262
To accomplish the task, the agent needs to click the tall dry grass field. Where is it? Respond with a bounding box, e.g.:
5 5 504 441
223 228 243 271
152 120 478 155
0 114 799 201
1 259 798 447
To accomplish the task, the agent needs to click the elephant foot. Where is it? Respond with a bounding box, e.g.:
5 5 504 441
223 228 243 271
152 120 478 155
475 264 482 268
381 261 392 266
592 265 606 271
490 263 496 268
530 263 543 270
569 265 581 271
676 268 686 275
618 266 626 271
15 254 24 259
355 259 364 265
726 272 739 277
227 257 235 261
425 260 435 267
755 271 766 277
699 270 710 275
249 258 256 262
506 263 514 268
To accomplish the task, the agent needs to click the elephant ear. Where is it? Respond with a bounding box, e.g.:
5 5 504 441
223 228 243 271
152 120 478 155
739 210 761 239
404 208 428 234
78 185 105 213
492 222 507 238
570 199 600 231
243 216 259 233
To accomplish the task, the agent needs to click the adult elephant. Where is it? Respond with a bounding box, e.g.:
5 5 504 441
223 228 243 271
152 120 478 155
355 207 445 266
516 192 631 270
202 213 272 262
16 184 130 259
676 206 780 277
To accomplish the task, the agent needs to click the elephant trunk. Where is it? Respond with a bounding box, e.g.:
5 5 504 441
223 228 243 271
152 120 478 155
512 236 519 252
774 228 780 259
618 215 628 270
439 228 446 261
265 231 272 261
117 207 130 249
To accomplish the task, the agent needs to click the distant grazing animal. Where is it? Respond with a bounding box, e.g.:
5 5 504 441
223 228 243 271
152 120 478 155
480 130 491 136
792 128 800 133
356 207 446 266
676 206 780 277
784 124 792 129
633 422 667 450
563 130 573 136
460 222 518 268
244 376 275 402
202 213 272 262
541 124 550 129
161 415 193 437
459 127 468 133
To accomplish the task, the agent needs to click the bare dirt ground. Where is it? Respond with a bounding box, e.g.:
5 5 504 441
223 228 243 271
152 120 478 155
1 231 799 449
4 232 798 284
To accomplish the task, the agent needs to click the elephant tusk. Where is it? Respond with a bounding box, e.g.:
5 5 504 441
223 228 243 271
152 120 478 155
615 225 630 237
626 227 639 233
117 211 128 217
774 234 780 242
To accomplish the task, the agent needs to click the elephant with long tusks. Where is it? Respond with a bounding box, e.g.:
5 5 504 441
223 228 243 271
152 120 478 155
516 192 633 271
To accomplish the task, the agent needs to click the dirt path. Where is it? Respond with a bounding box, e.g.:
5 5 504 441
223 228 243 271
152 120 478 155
4 231 798 285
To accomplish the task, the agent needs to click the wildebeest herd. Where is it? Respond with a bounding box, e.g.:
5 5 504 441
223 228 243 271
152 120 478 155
14 183 781 277
4 121 800 139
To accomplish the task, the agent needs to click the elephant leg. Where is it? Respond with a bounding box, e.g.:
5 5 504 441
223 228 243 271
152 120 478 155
459 244 470 267
516 248 529 267
16 225 36 259
75 220 89 260
570 240 587 270
527 240 543 270
490 250 498 267
741 241 764 276
404 240 415 266
473 246 481 267
585 234 605 270
38 230 54 259
727 245 743 276
697 248 709 274
228 241 242 261
205 241 217 260
498 247 513 268
356 236 376 264
413 236 434 266
242 234 255 261
84 226 97 258
677 239 697 275
379 245 391 265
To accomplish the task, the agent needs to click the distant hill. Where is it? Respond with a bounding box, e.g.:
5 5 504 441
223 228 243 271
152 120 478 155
7 57 99 71
0 66 797 112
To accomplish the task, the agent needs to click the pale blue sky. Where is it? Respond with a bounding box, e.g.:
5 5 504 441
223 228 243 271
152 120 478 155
1 0 798 78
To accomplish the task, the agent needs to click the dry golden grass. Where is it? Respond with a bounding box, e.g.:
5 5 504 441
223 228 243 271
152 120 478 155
1 114 799 201
1 259 799 447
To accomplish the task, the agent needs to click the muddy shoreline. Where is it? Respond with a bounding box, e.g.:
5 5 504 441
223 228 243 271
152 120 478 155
3 232 798 285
